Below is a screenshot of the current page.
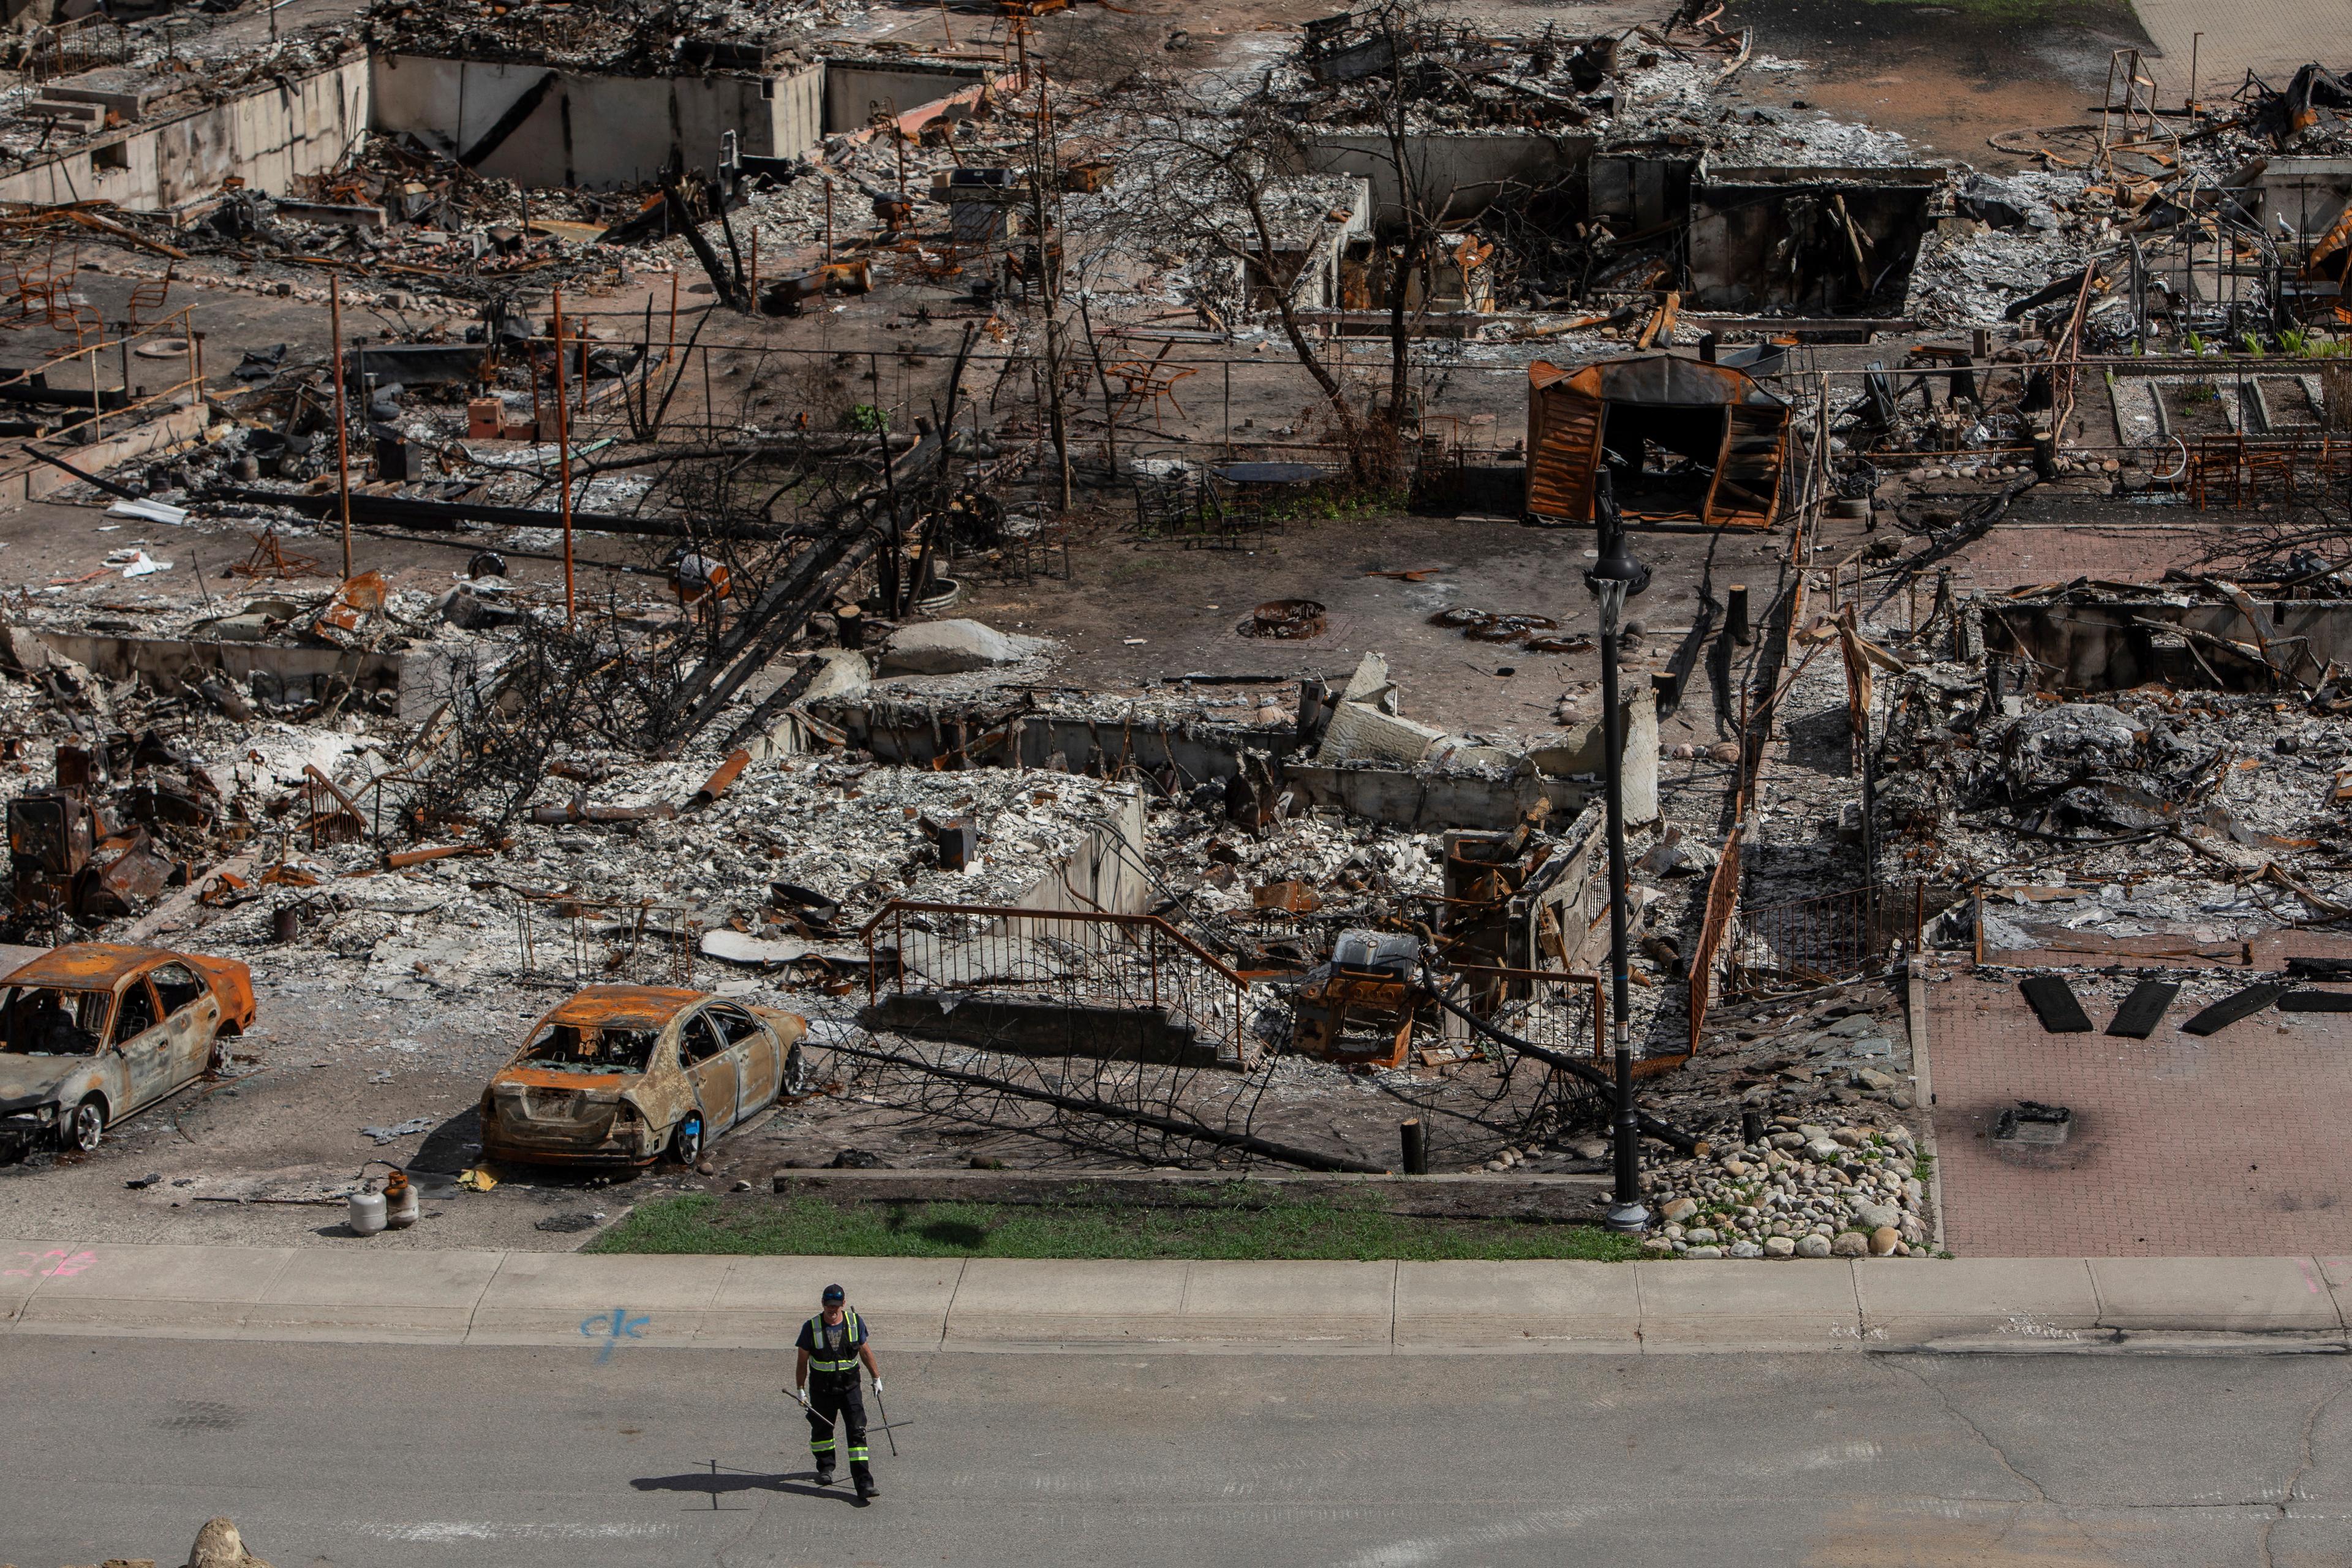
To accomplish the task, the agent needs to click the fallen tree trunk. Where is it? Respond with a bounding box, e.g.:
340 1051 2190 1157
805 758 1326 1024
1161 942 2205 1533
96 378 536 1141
820 1035 1392 1174
1419 964 1703 1155
660 416 945 747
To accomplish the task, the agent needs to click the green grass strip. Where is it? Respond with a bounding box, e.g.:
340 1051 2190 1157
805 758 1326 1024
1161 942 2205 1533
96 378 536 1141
588 1191 1640 1262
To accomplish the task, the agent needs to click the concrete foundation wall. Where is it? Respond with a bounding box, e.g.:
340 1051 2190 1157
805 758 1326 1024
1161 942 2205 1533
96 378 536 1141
1302 132 1591 224
370 55 823 189
823 60 992 135
1991 598 2352 691
34 631 429 715
0 55 371 214
819 701 1282 781
1286 764 1596 831
2250 157 2352 237
821 686 1657 835
1004 789 1149 916
858 993 1219 1068
0 401 206 510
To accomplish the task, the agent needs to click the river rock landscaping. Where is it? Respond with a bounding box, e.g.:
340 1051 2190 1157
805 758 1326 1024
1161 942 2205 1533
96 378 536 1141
1642 1117 1933 1260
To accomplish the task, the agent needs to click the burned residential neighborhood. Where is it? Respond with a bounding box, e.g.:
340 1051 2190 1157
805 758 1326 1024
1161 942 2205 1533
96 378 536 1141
4 0 2352 1561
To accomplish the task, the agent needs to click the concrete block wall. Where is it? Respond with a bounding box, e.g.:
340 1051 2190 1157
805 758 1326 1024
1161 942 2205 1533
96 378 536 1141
0 55 370 214
0 51 979 211
369 55 827 190
822 59 993 135
1301 131 1592 224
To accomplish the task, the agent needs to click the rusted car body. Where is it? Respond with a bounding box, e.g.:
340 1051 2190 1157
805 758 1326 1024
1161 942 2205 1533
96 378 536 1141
0 942 257 1154
478 984 808 1166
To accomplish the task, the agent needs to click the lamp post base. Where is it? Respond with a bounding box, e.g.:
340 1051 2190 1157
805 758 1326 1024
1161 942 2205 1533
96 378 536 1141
1603 1197 1651 1235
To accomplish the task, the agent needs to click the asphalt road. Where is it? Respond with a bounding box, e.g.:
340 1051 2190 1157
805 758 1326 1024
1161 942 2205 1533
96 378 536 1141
10 1338 2350 1567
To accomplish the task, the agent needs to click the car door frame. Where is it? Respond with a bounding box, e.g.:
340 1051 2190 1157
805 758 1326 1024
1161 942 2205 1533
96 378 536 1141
704 1001 780 1115
146 960 217 1093
673 1006 740 1139
108 974 172 1116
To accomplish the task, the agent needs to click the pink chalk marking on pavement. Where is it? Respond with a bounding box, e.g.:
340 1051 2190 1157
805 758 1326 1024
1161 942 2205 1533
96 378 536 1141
2 1248 95 1279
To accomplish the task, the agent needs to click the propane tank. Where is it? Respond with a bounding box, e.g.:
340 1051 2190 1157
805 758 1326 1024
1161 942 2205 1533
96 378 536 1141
383 1167 419 1230
347 1188 387 1237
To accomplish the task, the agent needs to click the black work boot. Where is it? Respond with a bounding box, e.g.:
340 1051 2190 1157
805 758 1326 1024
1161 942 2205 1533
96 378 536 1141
813 1461 836 1486
853 1464 878 1501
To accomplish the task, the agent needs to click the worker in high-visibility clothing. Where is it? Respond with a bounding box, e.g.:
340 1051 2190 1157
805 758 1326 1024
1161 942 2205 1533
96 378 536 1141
795 1283 881 1499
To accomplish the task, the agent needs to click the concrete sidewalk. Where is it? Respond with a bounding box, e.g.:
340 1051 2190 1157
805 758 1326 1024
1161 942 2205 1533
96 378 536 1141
2130 0 2345 101
7 1240 2352 1353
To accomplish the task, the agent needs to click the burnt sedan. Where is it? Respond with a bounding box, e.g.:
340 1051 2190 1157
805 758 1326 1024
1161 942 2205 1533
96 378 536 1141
479 985 809 1166
0 942 258 1154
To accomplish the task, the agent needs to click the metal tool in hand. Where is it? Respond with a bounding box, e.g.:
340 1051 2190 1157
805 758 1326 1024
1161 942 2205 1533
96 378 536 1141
872 1381 900 1457
787 1385 913 1445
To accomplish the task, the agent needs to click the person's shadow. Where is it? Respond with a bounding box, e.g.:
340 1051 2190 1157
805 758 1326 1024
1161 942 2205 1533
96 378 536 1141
634 1460 862 1507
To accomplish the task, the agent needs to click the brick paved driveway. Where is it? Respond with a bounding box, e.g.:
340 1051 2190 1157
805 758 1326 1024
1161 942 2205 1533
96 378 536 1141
1930 970 2352 1256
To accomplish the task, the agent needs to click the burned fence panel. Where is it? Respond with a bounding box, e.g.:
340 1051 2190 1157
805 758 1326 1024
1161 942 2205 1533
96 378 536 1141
1724 880 1919 1000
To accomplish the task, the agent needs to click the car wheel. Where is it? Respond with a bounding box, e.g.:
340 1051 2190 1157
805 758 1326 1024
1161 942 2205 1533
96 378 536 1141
783 1042 810 1098
62 1096 105 1154
671 1113 705 1166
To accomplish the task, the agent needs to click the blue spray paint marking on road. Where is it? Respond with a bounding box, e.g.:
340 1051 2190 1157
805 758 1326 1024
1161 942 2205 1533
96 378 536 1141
582 1307 651 1363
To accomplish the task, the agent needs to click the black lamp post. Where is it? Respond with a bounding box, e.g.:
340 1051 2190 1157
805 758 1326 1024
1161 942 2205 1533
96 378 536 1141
1584 469 1651 1235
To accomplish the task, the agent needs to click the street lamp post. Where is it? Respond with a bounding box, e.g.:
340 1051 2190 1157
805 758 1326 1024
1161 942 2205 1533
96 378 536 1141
1585 469 1651 1235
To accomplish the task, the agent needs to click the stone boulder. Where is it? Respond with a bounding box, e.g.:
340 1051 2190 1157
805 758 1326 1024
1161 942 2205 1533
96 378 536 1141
878 619 1047 676
187 1518 272 1568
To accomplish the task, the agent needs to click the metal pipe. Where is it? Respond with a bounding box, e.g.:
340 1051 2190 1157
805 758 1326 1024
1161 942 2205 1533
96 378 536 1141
1597 579 1647 1231
330 274 352 578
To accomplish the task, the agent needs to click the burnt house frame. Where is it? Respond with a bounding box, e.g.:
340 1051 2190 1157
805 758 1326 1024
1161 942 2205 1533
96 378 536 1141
1685 164 1943 314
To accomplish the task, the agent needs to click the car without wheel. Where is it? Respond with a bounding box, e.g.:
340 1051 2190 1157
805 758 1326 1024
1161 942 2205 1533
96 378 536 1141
479 984 809 1166
0 941 257 1155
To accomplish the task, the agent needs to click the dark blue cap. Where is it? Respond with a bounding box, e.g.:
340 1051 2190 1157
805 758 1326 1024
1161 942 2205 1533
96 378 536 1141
822 1283 845 1304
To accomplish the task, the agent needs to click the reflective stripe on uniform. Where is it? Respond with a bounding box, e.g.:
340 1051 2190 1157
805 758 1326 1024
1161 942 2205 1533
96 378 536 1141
811 1438 836 1453
803 1306 865 1372
848 1446 870 1463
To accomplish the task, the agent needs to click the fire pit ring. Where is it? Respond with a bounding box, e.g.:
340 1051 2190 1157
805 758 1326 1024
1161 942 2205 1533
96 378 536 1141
1240 598 1327 639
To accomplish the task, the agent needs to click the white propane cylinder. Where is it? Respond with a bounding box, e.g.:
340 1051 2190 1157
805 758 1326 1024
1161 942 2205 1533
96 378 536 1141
348 1189 388 1236
385 1179 420 1230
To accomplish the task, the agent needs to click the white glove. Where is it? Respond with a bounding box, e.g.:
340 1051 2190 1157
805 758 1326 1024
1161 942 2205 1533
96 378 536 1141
872 1378 884 1398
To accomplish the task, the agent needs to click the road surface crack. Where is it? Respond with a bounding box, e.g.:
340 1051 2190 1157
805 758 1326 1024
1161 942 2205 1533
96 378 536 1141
1888 1358 2049 1503
2259 1368 2352 1568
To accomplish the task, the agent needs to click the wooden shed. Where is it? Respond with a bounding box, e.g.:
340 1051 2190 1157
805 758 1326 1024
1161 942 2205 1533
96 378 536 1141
1525 353 1790 529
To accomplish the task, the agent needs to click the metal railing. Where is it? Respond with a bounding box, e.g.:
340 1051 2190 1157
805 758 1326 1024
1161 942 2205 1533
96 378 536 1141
861 899 1256 1067
1724 878 1921 1000
1446 963 1604 1066
514 894 702 989
2187 434 2352 509
0 306 206 458
19 14 132 81
1686 826 1743 1054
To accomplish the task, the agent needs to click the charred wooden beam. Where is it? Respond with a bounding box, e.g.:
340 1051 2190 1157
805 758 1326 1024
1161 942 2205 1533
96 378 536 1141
205 486 795 541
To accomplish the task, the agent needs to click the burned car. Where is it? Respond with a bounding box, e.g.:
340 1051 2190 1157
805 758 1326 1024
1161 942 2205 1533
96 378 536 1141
0 943 257 1154
479 984 809 1166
